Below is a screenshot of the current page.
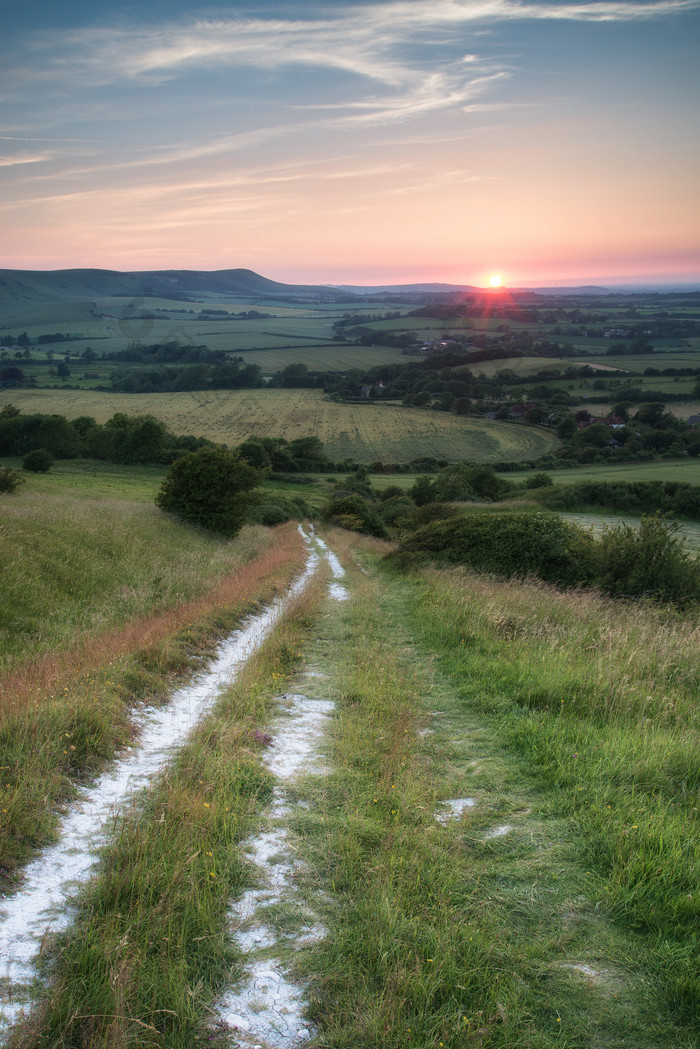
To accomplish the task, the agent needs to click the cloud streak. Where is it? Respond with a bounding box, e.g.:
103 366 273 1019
17 1 700 86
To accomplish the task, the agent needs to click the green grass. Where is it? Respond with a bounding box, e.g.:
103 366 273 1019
1 457 167 501
0 473 305 884
407 566 699 1008
3 510 699 1047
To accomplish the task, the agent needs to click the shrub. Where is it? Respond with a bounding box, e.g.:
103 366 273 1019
379 485 406 502
399 511 596 588
22 448 54 473
408 502 462 528
155 446 262 536
0 465 25 493
322 494 388 538
594 515 700 607
533 480 700 521
524 471 553 489
246 493 311 526
379 495 416 526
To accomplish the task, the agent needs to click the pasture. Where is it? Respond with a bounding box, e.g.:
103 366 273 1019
4 389 559 463
507 458 700 485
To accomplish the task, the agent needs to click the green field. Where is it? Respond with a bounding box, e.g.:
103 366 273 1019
1 457 167 502
4 388 559 463
0 294 412 370
560 511 700 556
508 459 700 485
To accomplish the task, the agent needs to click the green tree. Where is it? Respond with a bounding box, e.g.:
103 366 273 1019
410 475 436 506
557 415 577 440
155 446 262 536
289 435 327 462
635 402 666 427
237 438 272 470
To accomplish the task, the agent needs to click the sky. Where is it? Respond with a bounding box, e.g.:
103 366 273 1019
1 0 699 287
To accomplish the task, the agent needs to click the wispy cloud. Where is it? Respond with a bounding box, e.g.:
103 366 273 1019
0 152 56 167
17 1 698 86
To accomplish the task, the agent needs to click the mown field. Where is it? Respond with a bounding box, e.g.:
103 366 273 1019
4 389 559 463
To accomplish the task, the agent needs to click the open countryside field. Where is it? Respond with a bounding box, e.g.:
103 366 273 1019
1 457 168 502
5 388 559 463
588 351 700 372
231 344 409 372
1 295 411 369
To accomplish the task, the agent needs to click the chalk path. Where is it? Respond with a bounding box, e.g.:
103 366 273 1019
0 526 337 1038
214 531 347 1048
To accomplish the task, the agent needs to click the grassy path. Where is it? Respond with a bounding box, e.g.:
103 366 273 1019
293 534 699 1048
7 529 699 1047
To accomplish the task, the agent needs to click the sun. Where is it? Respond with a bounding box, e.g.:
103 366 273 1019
488 273 502 288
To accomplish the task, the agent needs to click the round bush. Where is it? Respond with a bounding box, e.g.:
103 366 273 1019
22 448 54 473
155 446 262 536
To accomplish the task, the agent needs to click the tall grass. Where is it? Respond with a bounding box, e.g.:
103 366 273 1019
0 512 305 877
0 490 277 677
410 566 700 1029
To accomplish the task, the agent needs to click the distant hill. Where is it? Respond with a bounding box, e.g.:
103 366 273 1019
332 281 614 297
330 282 481 295
1 268 696 313
0 268 348 309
